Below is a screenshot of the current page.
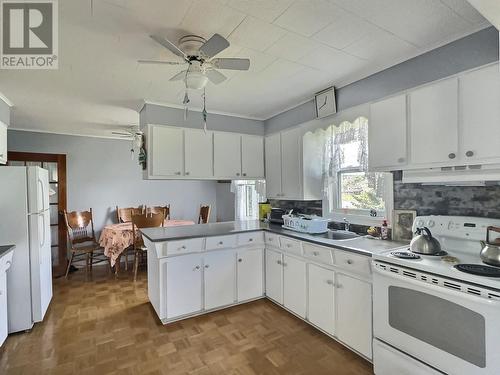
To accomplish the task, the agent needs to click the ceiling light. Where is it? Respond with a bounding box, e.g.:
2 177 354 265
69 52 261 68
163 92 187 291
185 71 208 90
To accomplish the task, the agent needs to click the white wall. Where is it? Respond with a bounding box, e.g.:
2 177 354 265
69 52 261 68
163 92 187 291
7 130 219 232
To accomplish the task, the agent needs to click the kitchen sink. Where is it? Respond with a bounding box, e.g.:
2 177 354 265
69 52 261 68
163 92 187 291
312 230 360 241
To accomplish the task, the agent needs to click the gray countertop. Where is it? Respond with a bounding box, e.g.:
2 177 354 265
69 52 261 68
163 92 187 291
0 245 15 259
141 221 408 256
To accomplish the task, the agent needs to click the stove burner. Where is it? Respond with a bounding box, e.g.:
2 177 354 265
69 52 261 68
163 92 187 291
391 251 421 259
411 250 448 257
455 264 500 277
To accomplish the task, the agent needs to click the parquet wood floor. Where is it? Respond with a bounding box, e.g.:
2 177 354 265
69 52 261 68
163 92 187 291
0 266 374 375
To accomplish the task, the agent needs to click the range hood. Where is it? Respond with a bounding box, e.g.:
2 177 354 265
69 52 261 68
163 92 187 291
402 164 500 185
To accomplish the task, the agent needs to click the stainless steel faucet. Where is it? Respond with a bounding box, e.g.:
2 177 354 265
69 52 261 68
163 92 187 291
343 218 350 232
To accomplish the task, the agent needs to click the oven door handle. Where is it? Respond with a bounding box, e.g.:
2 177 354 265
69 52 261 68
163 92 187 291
373 265 500 307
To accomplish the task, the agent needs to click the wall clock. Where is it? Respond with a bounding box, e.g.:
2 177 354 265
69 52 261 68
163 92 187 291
315 87 336 119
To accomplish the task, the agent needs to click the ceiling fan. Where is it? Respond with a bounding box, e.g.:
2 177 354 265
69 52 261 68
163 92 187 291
139 33 250 90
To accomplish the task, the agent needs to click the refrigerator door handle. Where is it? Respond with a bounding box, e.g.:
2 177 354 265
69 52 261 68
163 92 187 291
38 178 47 211
40 213 45 249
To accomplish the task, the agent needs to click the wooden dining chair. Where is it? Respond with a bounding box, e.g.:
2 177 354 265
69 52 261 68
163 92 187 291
198 204 211 224
131 212 165 281
146 204 170 220
116 206 143 223
63 208 109 278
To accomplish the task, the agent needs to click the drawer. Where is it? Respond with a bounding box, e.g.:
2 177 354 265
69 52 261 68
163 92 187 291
205 234 237 250
279 236 303 256
164 238 204 256
237 231 264 246
302 243 333 265
264 232 280 247
334 250 371 276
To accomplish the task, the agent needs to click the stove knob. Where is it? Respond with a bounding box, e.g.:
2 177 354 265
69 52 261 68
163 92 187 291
427 220 435 228
417 220 424 228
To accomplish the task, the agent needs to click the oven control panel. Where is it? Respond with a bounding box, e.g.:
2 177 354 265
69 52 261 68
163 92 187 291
413 215 500 241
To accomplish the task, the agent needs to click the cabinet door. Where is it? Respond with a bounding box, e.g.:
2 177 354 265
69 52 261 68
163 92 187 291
409 78 458 165
241 135 264 178
265 133 282 198
265 249 283 304
184 129 213 178
204 251 236 310
214 132 242 178
336 274 372 359
460 64 500 163
237 248 263 302
283 255 306 318
281 127 302 199
166 254 202 319
308 264 335 336
0 122 6 165
369 94 407 169
151 126 184 177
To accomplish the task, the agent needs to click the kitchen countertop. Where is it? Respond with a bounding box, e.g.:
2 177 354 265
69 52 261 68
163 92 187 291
141 221 408 256
0 245 15 259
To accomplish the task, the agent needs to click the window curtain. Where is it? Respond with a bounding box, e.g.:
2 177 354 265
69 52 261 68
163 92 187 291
231 180 266 220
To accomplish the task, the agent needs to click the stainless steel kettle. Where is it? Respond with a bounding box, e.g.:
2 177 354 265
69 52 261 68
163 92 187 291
480 226 500 267
410 227 442 255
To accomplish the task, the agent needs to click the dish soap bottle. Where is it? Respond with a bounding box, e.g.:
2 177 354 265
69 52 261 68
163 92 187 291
381 220 389 240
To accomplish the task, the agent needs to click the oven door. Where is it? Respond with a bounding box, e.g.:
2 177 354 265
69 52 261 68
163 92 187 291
373 262 500 375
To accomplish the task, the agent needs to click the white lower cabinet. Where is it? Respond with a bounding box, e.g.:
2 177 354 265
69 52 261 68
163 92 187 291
0 271 8 346
203 251 236 310
307 264 335 336
336 273 373 358
166 254 203 319
283 255 307 318
237 248 263 302
265 249 283 304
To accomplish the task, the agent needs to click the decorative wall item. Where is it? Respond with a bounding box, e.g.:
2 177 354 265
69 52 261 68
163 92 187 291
392 209 416 241
315 87 336 118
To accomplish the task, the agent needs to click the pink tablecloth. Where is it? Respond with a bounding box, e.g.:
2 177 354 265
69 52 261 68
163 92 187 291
99 220 195 266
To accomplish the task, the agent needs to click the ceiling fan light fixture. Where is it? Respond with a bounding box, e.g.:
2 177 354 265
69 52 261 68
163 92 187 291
185 71 208 90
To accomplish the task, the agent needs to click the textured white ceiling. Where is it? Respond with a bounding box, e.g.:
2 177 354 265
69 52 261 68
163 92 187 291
0 0 489 136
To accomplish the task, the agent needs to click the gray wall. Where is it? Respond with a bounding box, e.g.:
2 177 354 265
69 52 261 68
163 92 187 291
265 26 499 134
215 182 235 222
0 97 10 126
7 130 218 232
141 103 265 135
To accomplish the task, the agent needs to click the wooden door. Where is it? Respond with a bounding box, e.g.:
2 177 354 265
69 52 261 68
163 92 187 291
150 125 184 177
369 94 408 170
264 133 282 198
308 264 335 336
460 64 500 163
213 132 241 178
336 273 372 359
203 251 236 310
265 249 283 304
237 248 263 302
280 127 302 199
7 152 67 277
166 254 203 319
409 78 458 166
184 128 213 178
283 254 306 318
241 135 264 178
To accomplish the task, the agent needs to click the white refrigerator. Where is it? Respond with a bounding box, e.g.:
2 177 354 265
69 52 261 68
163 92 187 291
0 166 53 333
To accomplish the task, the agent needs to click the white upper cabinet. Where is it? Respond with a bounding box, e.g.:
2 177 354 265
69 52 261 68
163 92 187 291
0 122 7 165
459 64 500 163
409 77 459 166
150 125 184 177
241 135 264 178
369 94 407 170
281 127 302 199
214 132 242 178
184 129 213 178
264 133 282 198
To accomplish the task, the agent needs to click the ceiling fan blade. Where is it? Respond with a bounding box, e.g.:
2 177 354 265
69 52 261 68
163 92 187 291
199 33 229 59
205 69 227 85
138 59 186 65
169 70 187 81
211 58 250 71
150 35 187 59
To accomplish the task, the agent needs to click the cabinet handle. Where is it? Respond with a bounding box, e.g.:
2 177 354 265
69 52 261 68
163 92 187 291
242 173 247 176
204 264 209 268
181 245 186 250
336 284 343 289
236 173 240 176
282 262 287 267
193 265 200 271
466 151 474 157
286 244 292 248
185 171 190 175
248 238 253 242
397 157 405 163
175 171 182 175
346 259 354 265
448 153 456 159
277 260 282 265
313 251 319 256
218 241 223 245
238 258 242 262
326 280 334 285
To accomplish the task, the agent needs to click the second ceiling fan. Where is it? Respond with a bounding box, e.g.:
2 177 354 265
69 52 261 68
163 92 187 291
139 33 250 90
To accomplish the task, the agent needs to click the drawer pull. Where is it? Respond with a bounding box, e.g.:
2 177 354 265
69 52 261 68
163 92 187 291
248 238 253 242
277 260 282 265
238 258 242 262
313 251 319 256
204 264 209 268
218 241 224 245
326 280 334 285
181 245 186 250
346 259 354 265
193 265 200 271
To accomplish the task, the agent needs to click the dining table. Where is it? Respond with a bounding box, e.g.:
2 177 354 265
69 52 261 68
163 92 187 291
99 220 195 269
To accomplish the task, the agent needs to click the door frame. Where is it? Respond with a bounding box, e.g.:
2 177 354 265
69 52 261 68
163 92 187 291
7 151 67 276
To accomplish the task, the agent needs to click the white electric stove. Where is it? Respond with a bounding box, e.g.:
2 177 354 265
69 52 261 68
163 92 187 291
372 215 500 375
